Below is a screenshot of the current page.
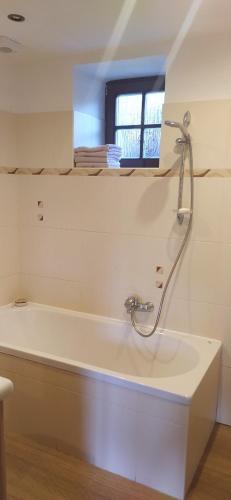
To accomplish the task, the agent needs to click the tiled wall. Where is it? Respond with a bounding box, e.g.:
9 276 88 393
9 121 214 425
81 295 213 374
18 174 231 425
0 176 20 303
0 109 230 425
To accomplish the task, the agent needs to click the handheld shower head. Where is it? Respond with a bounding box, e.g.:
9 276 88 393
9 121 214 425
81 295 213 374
165 112 191 140
165 120 189 139
164 120 179 128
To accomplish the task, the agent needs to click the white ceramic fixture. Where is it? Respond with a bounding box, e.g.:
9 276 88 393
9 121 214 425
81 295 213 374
0 303 221 499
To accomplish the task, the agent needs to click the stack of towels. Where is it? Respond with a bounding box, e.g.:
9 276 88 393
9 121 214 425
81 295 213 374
74 145 122 168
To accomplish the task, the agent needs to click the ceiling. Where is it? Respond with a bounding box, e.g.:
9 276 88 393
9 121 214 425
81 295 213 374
0 0 230 64
75 55 166 80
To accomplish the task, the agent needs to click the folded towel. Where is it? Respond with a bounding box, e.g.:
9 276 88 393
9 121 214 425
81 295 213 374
75 145 122 154
74 152 122 160
75 156 121 164
75 161 120 168
74 151 122 159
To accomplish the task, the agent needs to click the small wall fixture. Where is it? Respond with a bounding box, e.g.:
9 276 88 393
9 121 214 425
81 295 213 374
0 46 13 53
8 13 25 22
0 36 22 54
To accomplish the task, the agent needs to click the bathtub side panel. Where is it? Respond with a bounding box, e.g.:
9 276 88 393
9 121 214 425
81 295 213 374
2 363 137 479
135 406 188 500
185 350 221 493
1 352 189 495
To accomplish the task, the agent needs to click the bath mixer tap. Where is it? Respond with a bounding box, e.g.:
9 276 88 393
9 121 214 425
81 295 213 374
124 296 154 314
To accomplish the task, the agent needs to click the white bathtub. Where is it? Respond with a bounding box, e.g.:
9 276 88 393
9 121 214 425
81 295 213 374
0 303 221 499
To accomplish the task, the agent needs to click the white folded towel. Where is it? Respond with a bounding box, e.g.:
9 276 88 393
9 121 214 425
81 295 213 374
75 162 120 168
74 151 122 159
75 145 122 154
75 156 121 164
74 145 122 168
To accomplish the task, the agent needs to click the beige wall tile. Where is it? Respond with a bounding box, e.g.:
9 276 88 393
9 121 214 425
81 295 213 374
0 172 230 424
0 176 20 304
0 175 19 227
0 227 20 277
20 273 82 311
0 274 20 305
218 179 231 243
160 298 231 368
171 240 220 304
19 176 180 238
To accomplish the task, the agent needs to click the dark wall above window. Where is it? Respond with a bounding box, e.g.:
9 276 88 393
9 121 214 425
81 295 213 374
105 76 165 168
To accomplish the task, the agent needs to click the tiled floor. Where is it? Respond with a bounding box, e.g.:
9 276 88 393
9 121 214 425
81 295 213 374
6 423 231 500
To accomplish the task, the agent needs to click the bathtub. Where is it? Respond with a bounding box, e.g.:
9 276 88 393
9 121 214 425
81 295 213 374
0 303 221 499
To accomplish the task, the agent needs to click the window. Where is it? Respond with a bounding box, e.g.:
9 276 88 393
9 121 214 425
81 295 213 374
105 76 165 168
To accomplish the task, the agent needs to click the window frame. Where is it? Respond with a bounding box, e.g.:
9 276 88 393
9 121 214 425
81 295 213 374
105 76 165 168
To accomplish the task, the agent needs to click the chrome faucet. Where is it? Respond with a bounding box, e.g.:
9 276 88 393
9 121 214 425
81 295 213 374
124 296 154 314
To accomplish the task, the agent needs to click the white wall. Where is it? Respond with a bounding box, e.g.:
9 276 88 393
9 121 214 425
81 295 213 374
0 63 17 112
165 34 231 103
2 31 230 168
13 60 73 113
0 112 17 167
15 111 73 169
73 67 105 147
0 63 20 290
74 111 104 148
0 176 20 304
160 99 231 171
160 32 231 170
0 60 73 169
0 64 18 166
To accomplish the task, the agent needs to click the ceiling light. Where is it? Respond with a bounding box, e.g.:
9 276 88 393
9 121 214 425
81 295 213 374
8 13 25 22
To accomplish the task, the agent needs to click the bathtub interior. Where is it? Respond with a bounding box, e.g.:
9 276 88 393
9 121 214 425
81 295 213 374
0 304 200 375
0 303 221 404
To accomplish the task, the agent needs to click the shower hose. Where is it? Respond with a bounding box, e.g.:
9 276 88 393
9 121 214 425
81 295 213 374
131 139 194 338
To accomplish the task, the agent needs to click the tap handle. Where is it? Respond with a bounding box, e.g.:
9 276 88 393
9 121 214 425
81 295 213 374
124 296 154 314
124 296 138 313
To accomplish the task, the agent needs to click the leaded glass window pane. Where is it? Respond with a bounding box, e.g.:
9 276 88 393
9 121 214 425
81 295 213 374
115 94 142 126
144 92 165 125
116 129 141 158
143 128 161 158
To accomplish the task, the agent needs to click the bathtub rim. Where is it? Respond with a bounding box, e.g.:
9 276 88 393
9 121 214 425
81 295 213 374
0 302 222 406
